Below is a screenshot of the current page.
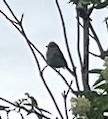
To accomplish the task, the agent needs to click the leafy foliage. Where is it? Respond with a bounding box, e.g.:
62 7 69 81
73 91 108 119
69 0 108 9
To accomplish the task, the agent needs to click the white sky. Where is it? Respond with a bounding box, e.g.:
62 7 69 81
0 0 108 119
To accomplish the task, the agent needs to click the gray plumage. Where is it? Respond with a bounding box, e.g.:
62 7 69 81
46 42 75 76
46 42 68 68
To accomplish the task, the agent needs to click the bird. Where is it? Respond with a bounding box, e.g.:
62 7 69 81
46 41 75 76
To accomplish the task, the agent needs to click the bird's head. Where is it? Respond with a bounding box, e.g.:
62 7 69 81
46 42 58 49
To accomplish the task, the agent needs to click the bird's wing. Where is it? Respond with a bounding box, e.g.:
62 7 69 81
55 47 68 67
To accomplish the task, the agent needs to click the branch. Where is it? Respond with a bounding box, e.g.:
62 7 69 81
62 91 68 119
29 41 46 62
55 0 74 69
0 10 21 31
55 0 80 91
82 18 91 91
52 67 75 93
0 1 63 118
40 70 64 119
89 51 100 58
3 0 19 22
78 21 105 60
89 22 104 53
0 97 50 119
66 80 73 96
62 81 72 119
76 9 83 69
78 20 96 39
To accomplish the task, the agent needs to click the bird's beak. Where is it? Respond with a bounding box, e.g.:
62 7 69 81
46 45 48 48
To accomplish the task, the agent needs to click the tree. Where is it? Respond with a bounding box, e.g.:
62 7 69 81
0 0 108 119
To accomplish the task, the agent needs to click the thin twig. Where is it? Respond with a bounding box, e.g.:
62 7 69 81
78 20 104 58
62 91 68 119
21 15 65 119
20 22 68 119
55 0 74 69
29 40 46 62
19 113 24 119
0 9 68 119
78 20 95 39
0 1 64 118
3 0 19 22
0 11 46 63
0 97 50 119
66 80 73 96
55 0 80 91
41 71 64 119
43 65 75 93
52 67 75 93
6 112 9 119
76 10 83 69
89 52 100 58
20 14 24 23
89 22 104 53
105 17 108 50
62 81 73 119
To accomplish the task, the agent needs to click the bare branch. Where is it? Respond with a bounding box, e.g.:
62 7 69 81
43 65 75 94
78 20 104 60
89 22 104 53
55 0 80 91
53 68 75 93
55 0 74 69
0 97 50 119
3 0 19 22
62 91 68 119
78 20 96 39
0 1 63 118
29 41 46 62
87 4 94 18
66 80 73 96
0 10 20 28
76 10 83 69
104 17 108 32
20 14 24 24
41 70 64 119
89 52 100 58
82 18 91 91
62 81 73 119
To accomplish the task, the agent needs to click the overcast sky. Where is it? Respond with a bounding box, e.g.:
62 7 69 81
0 0 108 119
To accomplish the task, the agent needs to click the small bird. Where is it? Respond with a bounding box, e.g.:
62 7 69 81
46 42 75 76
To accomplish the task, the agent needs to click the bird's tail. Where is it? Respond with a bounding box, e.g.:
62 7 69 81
66 67 75 76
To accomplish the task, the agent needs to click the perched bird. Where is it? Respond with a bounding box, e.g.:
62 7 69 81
46 42 75 76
